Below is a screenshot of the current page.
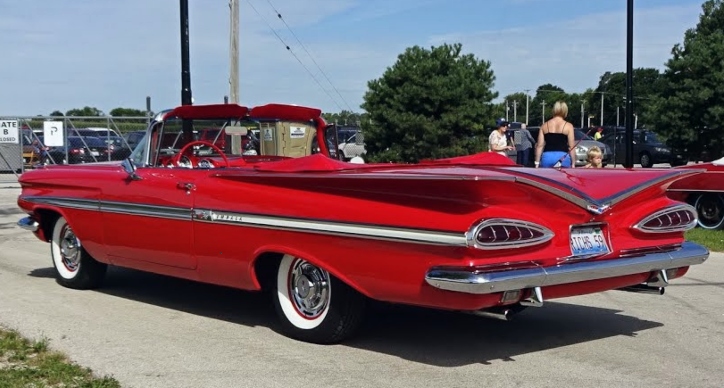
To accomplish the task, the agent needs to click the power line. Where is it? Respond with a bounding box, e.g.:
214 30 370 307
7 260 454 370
264 0 355 112
243 0 344 111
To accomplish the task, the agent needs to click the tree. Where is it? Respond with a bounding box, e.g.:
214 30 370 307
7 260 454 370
65 106 104 117
109 107 149 117
528 84 565 125
590 69 663 127
360 43 498 163
500 92 529 123
49 110 64 117
652 0 724 161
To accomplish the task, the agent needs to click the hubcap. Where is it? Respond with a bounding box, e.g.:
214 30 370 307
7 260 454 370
288 259 330 319
59 224 81 272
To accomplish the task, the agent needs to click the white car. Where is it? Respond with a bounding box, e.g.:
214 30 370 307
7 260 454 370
338 132 366 161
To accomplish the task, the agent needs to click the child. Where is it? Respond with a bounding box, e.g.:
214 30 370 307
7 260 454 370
584 146 603 168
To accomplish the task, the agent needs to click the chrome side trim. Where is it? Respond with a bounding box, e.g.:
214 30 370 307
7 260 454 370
17 217 39 232
193 209 468 246
101 201 190 221
424 241 709 294
22 196 99 211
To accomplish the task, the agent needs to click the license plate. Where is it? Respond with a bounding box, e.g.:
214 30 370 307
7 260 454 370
91 151 99 156
570 226 610 257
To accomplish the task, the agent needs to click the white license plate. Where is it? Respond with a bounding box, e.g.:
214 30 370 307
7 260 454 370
91 151 100 156
570 226 610 257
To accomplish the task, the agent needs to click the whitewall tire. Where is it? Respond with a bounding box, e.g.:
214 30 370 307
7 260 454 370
694 194 724 230
273 255 366 344
50 216 107 289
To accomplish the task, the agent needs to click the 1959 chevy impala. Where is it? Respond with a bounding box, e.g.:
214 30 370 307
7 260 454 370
16 103 710 344
668 157 724 230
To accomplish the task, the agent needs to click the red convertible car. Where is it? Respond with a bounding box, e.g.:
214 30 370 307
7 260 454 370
16 103 710 344
668 158 724 230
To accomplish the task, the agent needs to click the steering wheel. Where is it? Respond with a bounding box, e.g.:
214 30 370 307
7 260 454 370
171 140 230 168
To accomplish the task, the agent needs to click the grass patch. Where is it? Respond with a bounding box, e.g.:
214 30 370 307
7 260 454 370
0 327 121 388
686 228 724 252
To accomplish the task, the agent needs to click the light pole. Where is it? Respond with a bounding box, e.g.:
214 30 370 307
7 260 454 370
180 0 192 106
624 0 634 167
524 89 530 124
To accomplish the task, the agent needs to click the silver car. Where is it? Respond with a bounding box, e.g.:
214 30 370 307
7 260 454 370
572 129 611 167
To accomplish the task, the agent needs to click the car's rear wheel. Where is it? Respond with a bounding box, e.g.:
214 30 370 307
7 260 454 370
51 216 107 289
272 255 366 344
640 152 652 168
694 194 724 230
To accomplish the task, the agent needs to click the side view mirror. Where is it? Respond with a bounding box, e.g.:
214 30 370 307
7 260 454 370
121 158 142 181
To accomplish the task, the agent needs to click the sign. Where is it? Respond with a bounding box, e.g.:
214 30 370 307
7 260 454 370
0 120 19 144
569 226 610 257
43 121 65 147
290 126 306 139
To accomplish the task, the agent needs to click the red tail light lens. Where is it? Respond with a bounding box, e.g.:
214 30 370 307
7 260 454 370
467 219 553 250
633 204 697 233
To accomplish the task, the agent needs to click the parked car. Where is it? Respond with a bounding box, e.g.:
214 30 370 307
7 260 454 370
668 157 724 229
337 131 366 161
123 130 146 150
42 136 110 164
16 102 710 344
600 128 687 167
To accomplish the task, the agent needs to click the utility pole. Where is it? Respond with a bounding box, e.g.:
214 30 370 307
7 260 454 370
505 100 509 121
229 0 239 104
512 100 518 122
624 0 635 167
600 92 604 126
541 101 546 125
524 89 530 124
581 101 585 128
617 106 620 126
180 0 192 106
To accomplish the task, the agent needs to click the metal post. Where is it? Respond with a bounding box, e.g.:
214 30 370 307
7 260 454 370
525 90 530 125
229 0 239 103
512 100 518 122
180 0 192 106
617 106 620 126
581 102 585 128
541 101 546 125
146 96 152 124
505 100 509 122
624 0 635 167
600 93 604 126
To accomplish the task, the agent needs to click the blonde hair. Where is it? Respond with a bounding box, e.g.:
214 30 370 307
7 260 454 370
587 146 602 162
552 101 568 118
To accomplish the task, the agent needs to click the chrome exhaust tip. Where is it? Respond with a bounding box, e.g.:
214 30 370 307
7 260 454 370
618 283 666 295
469 305 526 321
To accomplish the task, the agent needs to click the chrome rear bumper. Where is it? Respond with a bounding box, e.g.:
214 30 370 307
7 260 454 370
425 241 709 295
17 217 39 232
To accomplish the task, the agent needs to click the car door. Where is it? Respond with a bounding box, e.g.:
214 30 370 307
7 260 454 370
101 166 199 269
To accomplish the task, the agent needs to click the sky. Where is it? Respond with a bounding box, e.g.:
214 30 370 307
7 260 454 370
0 0 705 116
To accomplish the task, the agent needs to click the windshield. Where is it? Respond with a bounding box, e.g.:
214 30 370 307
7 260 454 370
643 132 660 143
574 129 594 141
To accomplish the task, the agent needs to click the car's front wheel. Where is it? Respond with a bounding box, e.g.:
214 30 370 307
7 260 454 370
273 255 366 344
640 152 652 168
694 193 724 230
51 216 107 289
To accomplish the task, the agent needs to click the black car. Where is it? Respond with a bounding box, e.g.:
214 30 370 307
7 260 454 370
43 136 110 164
601 129 687 167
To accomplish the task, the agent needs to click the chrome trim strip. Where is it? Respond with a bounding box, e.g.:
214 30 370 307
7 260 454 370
194 209 468 246
17 217 39 232
21 196 99 211
101 201 190 221
424 241 709 294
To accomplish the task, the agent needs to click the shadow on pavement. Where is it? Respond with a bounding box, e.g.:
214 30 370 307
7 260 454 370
28 265 663 366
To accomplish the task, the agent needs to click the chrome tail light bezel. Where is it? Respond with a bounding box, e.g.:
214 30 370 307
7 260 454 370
466 218 554 250
632 204 698 234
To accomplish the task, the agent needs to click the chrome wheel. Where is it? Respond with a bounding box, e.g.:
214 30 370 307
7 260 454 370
695 194 724 230
288 259 330 319
59 224 81 272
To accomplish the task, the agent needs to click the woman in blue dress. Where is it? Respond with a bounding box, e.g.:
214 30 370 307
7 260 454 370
534 101 576 168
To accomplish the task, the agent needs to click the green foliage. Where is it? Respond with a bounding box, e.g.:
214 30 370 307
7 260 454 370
109 107 149 117
360 43 498 163
652 0 724 160
65 106 105 117
0 327 121 387
322 110 368 126
686 228 724 252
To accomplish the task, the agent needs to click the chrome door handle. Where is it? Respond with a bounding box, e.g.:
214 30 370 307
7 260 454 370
177 182 196 191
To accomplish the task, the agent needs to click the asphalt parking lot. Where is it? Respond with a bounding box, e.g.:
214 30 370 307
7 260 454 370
0 172 722 388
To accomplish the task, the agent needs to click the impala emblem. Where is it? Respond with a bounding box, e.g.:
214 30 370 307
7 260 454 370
587 204 611 215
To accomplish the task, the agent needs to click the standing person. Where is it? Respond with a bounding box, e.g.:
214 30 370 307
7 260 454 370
534 101 576 168
594 126 604 141
489 118 514 156
516 123 536 166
